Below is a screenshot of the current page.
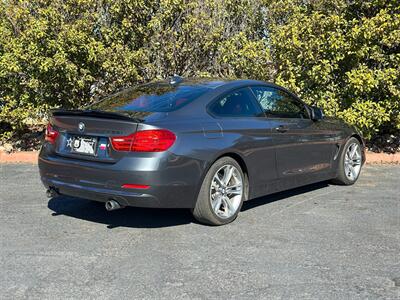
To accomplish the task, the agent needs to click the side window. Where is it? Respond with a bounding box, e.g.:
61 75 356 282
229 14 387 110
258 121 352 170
251 86 309 119
209 88 262 117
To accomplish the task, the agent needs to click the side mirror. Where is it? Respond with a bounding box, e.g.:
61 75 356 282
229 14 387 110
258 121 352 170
310 106 324 121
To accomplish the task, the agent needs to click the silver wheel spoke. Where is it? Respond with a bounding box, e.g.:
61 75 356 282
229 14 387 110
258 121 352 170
346 152 351 161
350 146 357 159
222 165 234 186
344 164 350 176
223 197 234 215
349 165 356 180
214 175 224 187
226 183 241 195
226 188 242 195
212 197 222 212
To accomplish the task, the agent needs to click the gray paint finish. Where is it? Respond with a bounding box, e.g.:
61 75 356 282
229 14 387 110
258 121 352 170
39 79 365 208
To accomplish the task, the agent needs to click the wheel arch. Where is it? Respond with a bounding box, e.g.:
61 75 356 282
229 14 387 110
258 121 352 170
350 133 364 146
215 152 248 177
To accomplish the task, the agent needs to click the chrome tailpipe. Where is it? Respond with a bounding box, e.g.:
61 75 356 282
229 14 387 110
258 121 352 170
105 200 124 211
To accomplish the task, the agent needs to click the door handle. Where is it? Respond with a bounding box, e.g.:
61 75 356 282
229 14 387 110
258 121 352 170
275 125 288 133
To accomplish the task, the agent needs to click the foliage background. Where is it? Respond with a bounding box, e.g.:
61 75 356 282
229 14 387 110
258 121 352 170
0 0 399 150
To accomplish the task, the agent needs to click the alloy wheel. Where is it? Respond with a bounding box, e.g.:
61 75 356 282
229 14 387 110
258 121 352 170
344 142 362 181
209 164 243 219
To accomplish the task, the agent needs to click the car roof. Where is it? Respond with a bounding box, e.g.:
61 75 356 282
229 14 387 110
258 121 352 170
174 77 268 88
171 77 290 94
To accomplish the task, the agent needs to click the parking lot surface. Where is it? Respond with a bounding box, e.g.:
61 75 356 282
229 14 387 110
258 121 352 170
1 164 399 299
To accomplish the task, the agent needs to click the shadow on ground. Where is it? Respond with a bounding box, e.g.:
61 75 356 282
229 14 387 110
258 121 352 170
241 181 329 211
48 181 329 229
48 197 193 229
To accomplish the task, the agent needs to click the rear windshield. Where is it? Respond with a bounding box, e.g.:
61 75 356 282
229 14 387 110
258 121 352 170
89 82 211 113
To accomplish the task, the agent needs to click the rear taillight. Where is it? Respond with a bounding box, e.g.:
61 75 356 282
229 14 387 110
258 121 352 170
45 123 59 144
111 129 176 152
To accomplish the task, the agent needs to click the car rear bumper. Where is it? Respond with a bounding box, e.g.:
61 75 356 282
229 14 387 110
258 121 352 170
38 150 202 208
41 177 164 207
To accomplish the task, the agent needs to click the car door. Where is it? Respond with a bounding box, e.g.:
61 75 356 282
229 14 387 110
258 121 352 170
208 87 279 198
250 85 337 185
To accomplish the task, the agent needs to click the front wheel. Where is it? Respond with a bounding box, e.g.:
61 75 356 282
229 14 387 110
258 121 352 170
332 137 363 185
192 157 246 225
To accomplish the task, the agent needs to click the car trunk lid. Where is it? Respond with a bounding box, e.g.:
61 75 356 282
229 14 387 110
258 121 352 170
50 110 148 162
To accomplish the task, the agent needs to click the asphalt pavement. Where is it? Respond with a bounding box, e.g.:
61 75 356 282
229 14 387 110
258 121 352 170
1 164 399 299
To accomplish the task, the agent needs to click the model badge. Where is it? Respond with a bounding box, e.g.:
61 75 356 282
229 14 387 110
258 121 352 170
78 122 85 133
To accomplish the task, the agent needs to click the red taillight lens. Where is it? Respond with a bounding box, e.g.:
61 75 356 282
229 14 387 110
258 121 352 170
110 134 135 151
45 123 59 144
121 184 150 189
111 129 176 152
132 129 176 152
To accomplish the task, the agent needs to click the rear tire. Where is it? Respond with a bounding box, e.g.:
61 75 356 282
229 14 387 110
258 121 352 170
332 137 362 185
192 157 246 225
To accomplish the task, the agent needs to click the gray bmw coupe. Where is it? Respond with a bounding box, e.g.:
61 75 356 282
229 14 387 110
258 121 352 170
39 77 365 225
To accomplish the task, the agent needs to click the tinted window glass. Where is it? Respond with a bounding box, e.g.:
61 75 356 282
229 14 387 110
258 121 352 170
90 82 212 112
209 88 261 117
251 86 308 118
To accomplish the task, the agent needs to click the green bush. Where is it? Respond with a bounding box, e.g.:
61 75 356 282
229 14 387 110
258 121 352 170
0 0 269 141
0 0 399 145
267 0 400 139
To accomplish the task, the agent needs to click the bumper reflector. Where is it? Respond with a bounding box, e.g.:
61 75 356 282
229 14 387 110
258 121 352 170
121 184 150 189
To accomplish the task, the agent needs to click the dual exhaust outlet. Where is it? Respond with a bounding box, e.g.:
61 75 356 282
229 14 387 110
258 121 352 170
46 188 124 211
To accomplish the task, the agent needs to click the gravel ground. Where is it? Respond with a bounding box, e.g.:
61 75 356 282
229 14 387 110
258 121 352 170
1 164 399 299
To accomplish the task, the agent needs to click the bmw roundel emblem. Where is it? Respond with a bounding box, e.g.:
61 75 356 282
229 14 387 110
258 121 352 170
78 122 85 133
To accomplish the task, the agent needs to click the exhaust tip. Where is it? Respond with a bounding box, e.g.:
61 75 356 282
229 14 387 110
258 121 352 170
46 188 58 198
105 200 124 211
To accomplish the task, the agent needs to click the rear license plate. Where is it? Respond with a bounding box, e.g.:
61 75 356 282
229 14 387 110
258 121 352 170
69 136 97 155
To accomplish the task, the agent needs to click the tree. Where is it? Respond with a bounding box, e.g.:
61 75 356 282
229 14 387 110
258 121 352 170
267 0 400 138
0 0 399 147
0 0 269 142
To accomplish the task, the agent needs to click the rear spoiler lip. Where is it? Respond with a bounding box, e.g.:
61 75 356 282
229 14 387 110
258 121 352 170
50 109 145 123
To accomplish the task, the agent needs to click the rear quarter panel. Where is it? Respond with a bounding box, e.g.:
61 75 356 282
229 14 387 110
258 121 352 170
150 115 278 200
